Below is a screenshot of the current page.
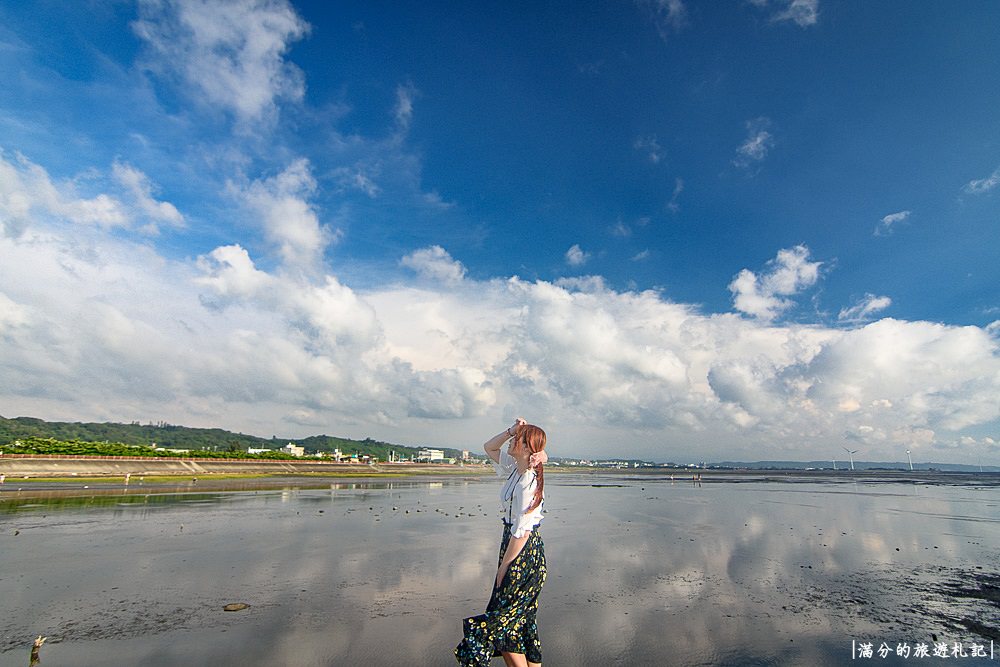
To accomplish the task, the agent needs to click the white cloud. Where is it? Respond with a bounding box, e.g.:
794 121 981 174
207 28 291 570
838 294 892 323
394 83 416 133
132 0 310 128
0 150 132 235
631 249 651 261
874 210 910 237
420 191 456 210
963 166 1000 195
332 166 381 198
754 0 819 27
554 275 608 293
637 0 688 39
1 152 998 462
112 161 185 233
729 245 822 321
800 319 1000 434
0 291 31 330
611 219 632 237
400 245 467 286
565 244 591 267
1 153 187 239
775 0 819 26
733 118 775 168
667 178 684 213
1 222 998 462
229 158 335 270
195 244 275 307
633 135 663 164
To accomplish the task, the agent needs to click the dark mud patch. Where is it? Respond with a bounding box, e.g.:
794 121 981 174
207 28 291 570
0 595 274 653
802 565 1000 643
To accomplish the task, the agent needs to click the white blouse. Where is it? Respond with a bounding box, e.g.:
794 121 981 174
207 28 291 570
492 444 544 538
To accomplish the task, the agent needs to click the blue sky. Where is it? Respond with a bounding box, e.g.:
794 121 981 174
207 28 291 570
0 0 998 463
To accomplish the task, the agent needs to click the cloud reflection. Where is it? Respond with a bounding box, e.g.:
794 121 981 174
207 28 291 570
2 476 998 664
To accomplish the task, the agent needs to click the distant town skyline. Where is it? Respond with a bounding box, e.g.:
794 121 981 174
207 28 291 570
0 1 998 464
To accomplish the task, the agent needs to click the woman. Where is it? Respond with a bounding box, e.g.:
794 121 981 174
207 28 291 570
456 418 549 667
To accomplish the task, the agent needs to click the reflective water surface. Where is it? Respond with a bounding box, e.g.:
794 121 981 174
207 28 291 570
2 475 999 666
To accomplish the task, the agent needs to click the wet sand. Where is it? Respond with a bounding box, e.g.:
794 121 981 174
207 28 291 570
1 473 998 665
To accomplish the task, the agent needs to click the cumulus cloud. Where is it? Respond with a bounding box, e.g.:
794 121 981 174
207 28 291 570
193 244 492 421
728 245 822 321
195 244 275 308
963 166 1000 195
733 118 775 168
838 294 892 323
874 210 910 237
2 219 999 461
229 159 336 270
565 244 591 267
400 245 467 286
132 0 310 127
2 151 998 462
0 224 493 428
800 319 1000 434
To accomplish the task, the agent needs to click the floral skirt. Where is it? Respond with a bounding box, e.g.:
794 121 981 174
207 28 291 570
455 523 546 665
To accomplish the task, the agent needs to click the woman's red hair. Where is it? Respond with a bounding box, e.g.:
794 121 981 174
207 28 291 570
516 423 546 512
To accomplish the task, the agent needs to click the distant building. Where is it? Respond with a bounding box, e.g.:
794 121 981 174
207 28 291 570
280 443 305 457
461 450 470 461
247 448 270 455
155 447 190 454
416 448 444 462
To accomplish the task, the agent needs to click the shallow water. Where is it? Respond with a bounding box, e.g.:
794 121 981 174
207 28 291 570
1 475 998 666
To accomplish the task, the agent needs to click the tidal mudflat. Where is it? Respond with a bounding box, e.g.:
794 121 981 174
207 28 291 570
2 474 998 666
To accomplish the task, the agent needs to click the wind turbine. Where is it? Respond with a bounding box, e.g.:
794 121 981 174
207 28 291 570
843 447 858 471
906 449 913 471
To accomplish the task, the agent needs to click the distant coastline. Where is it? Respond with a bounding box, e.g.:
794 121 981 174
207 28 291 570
2 414 997 475
3 455 999 487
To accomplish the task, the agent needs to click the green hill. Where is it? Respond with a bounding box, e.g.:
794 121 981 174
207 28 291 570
0 415 464 461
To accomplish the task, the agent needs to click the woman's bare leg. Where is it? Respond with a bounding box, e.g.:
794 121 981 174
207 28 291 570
501 651 527 667
527 662 541 667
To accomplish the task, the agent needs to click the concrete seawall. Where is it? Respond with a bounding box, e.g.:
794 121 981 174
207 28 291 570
0 456 489 478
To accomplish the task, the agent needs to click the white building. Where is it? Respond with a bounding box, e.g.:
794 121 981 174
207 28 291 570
416 448 444 462
280 443 305 457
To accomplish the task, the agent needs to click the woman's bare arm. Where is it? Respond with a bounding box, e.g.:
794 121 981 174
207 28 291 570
483 430 512 464
484 418 526 463
495 533 530 587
